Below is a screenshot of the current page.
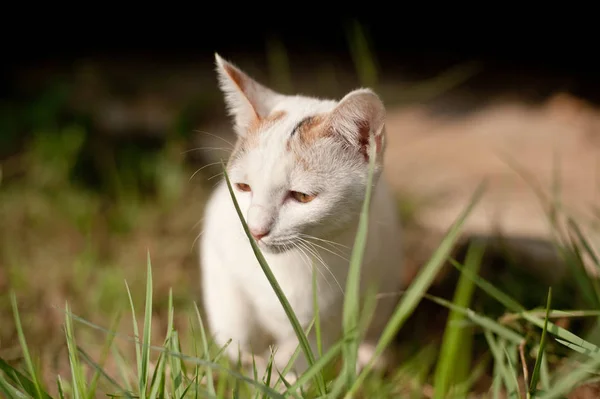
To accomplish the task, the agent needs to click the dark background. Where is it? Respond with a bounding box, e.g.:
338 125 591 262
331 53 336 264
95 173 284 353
3 13 599 100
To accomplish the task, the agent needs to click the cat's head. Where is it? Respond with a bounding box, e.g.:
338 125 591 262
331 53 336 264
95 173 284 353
214 53 388 253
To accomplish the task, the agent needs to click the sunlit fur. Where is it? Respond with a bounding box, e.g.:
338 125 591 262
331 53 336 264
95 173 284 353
200 53 404 382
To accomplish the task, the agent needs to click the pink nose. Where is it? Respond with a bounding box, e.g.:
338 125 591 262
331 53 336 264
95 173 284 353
250 227 270 241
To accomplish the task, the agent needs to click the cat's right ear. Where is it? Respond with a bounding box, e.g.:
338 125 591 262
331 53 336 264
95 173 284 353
214 53 281 137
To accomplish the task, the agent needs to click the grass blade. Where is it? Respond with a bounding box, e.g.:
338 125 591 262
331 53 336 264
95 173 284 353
140 252 154 398
88 311 122 399
342 139 377 385
148 351 167 399
64 302 87 399
0 372 28 399
423 293 524 345
57 375 65 399
346 19 378 88
112 346 134 392
568 218 600 268
529 288 552 396
169 332 186 398
539 355 600 399
0 358 51 399
433 241 484 398
313 264 322 358
77 347 133 398
10 292 46 399
221 160 326 395
193 302 216 395
346 180 486 397
449 259 525 312
273 319 315 392
485 331 519 398
284 341 344 396
451 260 600 355
124 281 142 392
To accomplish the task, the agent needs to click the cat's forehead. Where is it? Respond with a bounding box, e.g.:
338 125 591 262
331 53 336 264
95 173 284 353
257 96 338 144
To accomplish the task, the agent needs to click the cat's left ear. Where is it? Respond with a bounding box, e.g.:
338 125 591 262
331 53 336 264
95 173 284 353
214 53 281 136
327 88 386 162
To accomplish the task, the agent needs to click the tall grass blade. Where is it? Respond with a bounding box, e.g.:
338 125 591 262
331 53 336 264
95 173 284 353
423 293 524 345
451 353 491 397
342 139 377 385
312 264 322 358
451 260 600 354
266 36 293 93
88 311 122 399
125 281 142 391
57 375 65 399
64 302 87 399
10 292 45 399
112 346 133 392
285 341 344 396
221 160 326 395
529 288 552 396
148 351 167 399
503 345 521 398
140 252 154 398
77 347 133 398
345 181 486 398
0 372 28 399
539 355 600 399
0 358 51 399
346 20 378 88
568 218 600 268
433 241 484 398
485 330 519 398
169 332 186 398
194 302 216 395
449 259 524 312
273 319 315 392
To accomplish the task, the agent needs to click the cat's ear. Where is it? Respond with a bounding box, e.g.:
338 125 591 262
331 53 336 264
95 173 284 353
214 53 281 136
328 88 386 161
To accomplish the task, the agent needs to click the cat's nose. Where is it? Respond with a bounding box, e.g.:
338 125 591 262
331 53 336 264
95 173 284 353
249 227 270 241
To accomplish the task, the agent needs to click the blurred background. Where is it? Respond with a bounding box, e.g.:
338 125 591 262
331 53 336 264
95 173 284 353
2 12 599 389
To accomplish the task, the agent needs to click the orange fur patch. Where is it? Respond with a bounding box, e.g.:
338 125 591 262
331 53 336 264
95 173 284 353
295 114 329 144
247 110 287 136
229 110 288 165
287 114 331 170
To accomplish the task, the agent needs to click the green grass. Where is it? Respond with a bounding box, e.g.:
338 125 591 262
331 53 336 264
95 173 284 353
2 20 600 399
2 163 600 398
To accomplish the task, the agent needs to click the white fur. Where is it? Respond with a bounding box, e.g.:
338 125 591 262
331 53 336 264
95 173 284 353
200 54 404 382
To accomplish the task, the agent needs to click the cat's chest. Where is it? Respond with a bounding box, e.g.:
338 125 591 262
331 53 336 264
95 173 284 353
235 247 345 319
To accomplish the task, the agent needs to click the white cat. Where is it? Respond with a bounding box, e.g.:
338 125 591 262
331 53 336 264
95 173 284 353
199 53 404 382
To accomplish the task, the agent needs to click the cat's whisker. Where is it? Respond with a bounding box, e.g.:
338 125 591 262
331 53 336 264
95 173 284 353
297 240 344 295
189 162 223 182
182 146 233 155
191 230 204 253
192 130 236 149
304 241 344 295
299 236 348 260
191 217 205 231
292 242 321 284
299 236 349 260
299 234 349 250
292 241 332 291
207 172 225 181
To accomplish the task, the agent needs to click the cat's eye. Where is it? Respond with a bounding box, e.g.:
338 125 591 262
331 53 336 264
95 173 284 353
290 191 316 203
235 183 251 192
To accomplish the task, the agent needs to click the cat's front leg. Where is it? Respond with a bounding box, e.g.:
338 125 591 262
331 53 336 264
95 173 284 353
201 250 268 367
